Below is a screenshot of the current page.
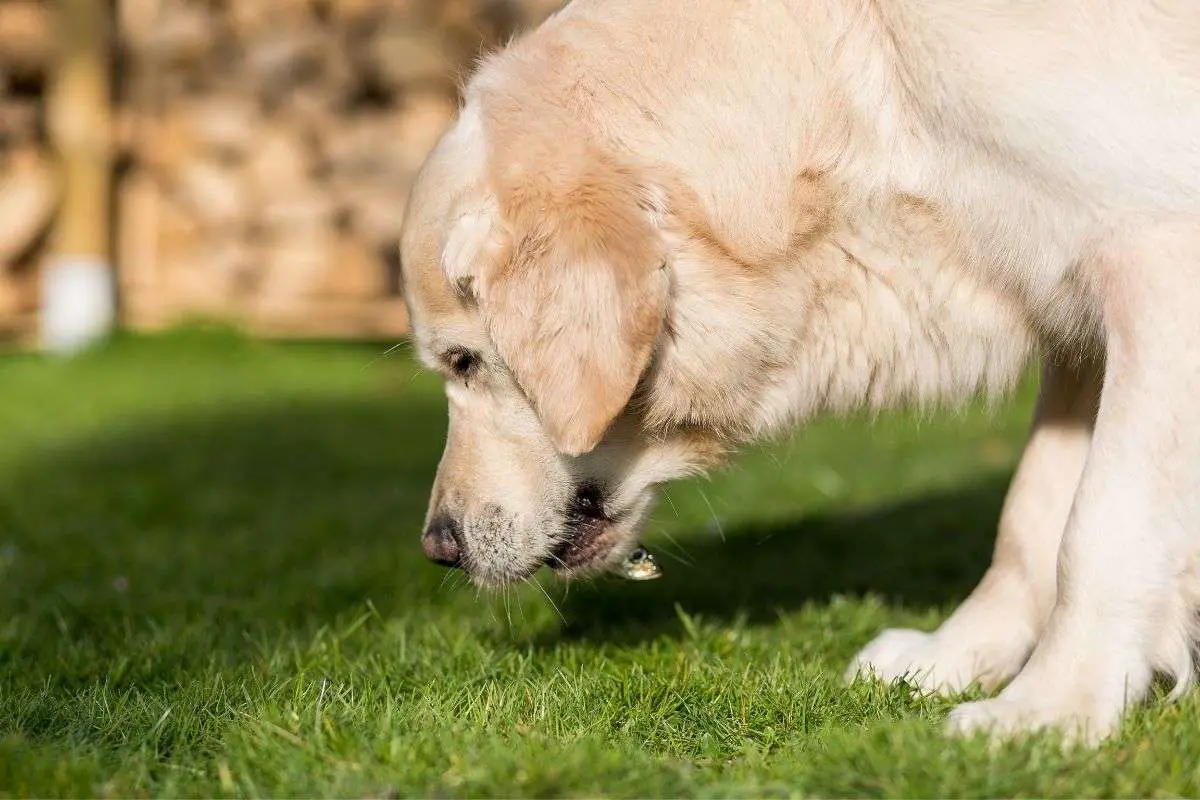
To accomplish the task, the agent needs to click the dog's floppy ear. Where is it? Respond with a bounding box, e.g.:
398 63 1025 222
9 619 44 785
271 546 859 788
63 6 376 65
478 157 668 456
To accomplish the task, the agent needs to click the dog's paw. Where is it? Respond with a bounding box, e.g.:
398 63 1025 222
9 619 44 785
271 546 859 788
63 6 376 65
847 627 1024 694
847 628 944 689
945 691 1117 745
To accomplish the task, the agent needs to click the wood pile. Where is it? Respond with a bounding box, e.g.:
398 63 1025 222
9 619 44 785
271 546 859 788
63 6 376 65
0 1 55 339
0 0 562 344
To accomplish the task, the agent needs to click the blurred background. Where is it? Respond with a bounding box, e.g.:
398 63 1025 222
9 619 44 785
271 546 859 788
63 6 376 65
0 0 561 350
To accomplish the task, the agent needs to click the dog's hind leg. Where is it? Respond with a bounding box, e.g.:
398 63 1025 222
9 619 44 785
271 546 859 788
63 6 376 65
949 223 1200 742
847 356 1101 694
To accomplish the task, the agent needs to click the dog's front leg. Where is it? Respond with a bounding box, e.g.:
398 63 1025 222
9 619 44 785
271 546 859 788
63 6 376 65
949 225 1200 743
847 357 1101 694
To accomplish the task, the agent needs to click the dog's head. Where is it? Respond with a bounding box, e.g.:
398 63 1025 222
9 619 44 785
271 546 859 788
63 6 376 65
399 90 734 586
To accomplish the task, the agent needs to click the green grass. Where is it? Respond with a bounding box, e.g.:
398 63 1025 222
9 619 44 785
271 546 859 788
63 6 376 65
0 329 1198 798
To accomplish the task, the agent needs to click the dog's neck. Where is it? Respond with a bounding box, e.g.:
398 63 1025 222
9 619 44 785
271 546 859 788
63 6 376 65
643 189 1038 443
625 1 1040 440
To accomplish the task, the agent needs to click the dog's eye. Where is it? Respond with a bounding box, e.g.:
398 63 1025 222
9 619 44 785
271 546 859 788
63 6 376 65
443 348 479 379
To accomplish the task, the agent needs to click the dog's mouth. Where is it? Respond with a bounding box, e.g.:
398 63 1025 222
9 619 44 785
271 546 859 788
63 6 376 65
547 484 623 572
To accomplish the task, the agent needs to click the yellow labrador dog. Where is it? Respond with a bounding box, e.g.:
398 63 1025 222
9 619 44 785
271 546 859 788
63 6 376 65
399 0 1200 741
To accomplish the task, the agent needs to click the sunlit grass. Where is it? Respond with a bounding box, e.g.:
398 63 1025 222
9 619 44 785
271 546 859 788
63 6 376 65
0 330 1196 797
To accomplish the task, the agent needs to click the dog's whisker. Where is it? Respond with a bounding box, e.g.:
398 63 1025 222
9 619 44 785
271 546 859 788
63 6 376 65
451 570 470 593
663 491 681 520
526 574 566 624
697 488 725 542
438 569 459 593
513 583 527 624
360 340 412 371
653 530 695 566
501 586 514 629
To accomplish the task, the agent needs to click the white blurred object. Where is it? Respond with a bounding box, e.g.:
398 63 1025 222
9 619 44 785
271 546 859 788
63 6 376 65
40 256 115 354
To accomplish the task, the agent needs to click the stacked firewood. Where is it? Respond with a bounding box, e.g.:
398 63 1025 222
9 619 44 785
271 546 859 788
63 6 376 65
0 0 562 343
0 1 55 339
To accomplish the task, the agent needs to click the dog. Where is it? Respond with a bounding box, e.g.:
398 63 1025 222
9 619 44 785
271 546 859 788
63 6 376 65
399 0 1200 742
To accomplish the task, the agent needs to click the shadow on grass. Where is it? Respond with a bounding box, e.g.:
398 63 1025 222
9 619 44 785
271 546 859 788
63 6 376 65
0 396 448 661
541 476 1009 646
0 386 1008 664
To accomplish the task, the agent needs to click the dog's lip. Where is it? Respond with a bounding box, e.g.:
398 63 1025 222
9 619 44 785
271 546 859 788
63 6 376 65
548 515 616 570
546 485 619 571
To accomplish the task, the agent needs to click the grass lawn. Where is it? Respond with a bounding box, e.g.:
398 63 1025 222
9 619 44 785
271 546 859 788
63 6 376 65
1 329 1198 798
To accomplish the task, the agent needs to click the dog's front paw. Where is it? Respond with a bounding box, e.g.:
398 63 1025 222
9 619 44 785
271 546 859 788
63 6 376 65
847 627 1025 694
946 695 1115 745
847 628 945 690
945 668 1128 745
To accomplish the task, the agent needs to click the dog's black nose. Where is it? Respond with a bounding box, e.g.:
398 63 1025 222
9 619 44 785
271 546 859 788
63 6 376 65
421 516 463 568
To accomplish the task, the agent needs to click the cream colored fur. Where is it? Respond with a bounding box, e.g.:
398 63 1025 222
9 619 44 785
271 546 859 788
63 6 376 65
400 0 1200 742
